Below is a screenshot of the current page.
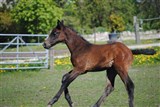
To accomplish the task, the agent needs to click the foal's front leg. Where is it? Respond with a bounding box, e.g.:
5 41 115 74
62 72 74 107
47 71 79 107
93 68 117 107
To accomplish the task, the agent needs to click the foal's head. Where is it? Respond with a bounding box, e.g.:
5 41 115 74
43 20 66 49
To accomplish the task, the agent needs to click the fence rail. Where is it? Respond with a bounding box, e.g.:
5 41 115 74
0 34 49 70
84 30 160 42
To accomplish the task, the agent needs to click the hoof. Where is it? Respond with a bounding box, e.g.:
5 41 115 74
92 104 98 107
71 102 75 107
47 105 52 107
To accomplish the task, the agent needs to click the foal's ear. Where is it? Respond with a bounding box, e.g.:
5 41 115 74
57 20 62 25
61 20 64 24
57 20 64 30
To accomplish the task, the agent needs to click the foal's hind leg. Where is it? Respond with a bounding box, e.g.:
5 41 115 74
93 67 117 107
125 76 134 107
117 68 135 107
64 88 73 107
121 74 134 107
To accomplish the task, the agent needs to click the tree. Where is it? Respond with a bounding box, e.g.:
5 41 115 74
0 12 12 33
106 0 136 32
0 0 16 12
11 0 63 34
0 0 17 33
109 12 125 32
76 0 136 32
55 0 137 33
136 0 160 30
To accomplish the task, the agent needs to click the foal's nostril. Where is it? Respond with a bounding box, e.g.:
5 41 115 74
43 42 46 48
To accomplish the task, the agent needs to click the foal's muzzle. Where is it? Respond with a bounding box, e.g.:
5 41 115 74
43 42 50 49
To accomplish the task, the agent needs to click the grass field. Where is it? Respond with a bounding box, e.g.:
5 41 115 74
0 64 160 107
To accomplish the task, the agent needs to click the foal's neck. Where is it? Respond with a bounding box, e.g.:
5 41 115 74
64 28 91 55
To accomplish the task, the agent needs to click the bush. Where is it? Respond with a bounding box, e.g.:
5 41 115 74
11 0 63 34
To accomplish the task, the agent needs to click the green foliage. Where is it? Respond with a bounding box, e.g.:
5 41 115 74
2 0 159 34
75 0 110 33
106 0 136 32
136 0 160 30
61 0 82 32
109 13 125 32
11 0 63 34
0 12 12 32
60 0 136 33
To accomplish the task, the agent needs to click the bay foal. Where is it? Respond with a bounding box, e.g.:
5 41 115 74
43 20 135 107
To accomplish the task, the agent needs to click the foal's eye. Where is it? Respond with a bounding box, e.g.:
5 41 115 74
53 32 59 36
54 32 57 35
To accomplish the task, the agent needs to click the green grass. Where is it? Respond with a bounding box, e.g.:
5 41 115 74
0 64 160 107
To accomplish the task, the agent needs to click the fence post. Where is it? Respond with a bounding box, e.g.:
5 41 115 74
133 16 141 44
93 28 96 44
16 35 19 69
49 48 54 71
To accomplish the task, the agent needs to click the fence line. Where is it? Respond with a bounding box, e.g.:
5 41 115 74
0 32 159 70
83 30 160 42
128 43 160 49
0 34 49 70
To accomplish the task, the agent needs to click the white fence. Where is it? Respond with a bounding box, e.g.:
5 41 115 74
84 30 160 42
0 34 49 70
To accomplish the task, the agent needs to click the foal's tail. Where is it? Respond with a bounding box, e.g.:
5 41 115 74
131 49 156 55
